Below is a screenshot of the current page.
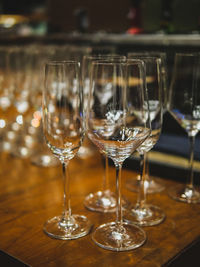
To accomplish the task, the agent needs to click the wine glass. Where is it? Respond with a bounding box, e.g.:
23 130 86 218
42 60 92 239
0 46 14 147
87 58 151 251
83 54 127 213
28 45 60 167
8 46 37 159
77 54 99 160
31 44 91 167
124 56 165 226
168 53 200 203
126 51 167 193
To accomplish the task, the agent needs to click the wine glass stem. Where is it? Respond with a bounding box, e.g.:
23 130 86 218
62 161 72 221
102 155 110 192
115 163 123 226
145 152 150 182
136 152 147 209
187 135 195 189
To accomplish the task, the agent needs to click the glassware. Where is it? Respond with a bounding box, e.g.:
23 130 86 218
0 46 14 149
82 55 127 213
28 44 60 167
168 53 200 203
30 44 91 166
77 54 98 160
124 56 165 226
42 60 92 239
87 58 151 251
128 52 168 112
126 51 167 194
4 46 36 158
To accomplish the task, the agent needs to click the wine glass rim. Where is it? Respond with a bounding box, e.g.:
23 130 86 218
175 52 199 57
128 51 166 56
91 61 125 66
84 54 126 59
128 55 161 60
126 58 145 65
45 60 80 65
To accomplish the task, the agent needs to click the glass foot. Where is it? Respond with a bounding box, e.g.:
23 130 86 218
92 222 146 251
168 184 200 203
43 214 92 240
124 204 165 226
31 153 59 167
84 190 129 213
126 176 165 194
11 145 33 158
84 190 116 213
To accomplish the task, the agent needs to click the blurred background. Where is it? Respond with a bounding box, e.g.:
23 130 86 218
0 0 200 35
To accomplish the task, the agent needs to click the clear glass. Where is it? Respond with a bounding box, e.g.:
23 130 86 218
31 44 91 166
124 57 165 226
0 46 15 151
7 46 36 158
126 52 167 193
168 53 200 203
83 55 128 213
42 61 92 239
0 46 28 154
28 44 58 166
87 59 151 251
77 54 103 160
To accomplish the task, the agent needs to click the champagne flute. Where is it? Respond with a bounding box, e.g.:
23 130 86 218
168 53 200 203
87 59 151 251
0 46 13 146
124 56 165 226
83 54 127 213
126 52 167 193
42 61 92 239
29 45 60 167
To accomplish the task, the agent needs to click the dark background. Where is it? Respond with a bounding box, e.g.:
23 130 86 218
1 0 200 34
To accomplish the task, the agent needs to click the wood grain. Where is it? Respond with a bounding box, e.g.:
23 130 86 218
0 149 200 267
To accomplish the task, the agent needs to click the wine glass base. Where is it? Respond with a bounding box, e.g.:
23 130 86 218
31 153 59 167
168 184 200 203
43 215 92 240
92 221 146 251
84 190 129 213
126 176 165 194
11 146 33 159
124 204 165 226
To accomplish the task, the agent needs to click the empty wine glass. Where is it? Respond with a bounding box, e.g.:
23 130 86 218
77 54 100 160
83 55 127 213
42 60 92 239
124 56 165 226
126 52 167 193
0 46 14 146
168 53 200 203
87 58 151 251
28 45 60 167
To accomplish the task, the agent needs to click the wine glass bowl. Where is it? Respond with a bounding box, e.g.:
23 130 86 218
42 60 92 240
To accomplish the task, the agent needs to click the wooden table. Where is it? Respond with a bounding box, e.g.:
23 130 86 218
1 149 200 267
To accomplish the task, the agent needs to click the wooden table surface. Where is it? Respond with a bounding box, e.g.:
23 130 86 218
1 147 200 267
